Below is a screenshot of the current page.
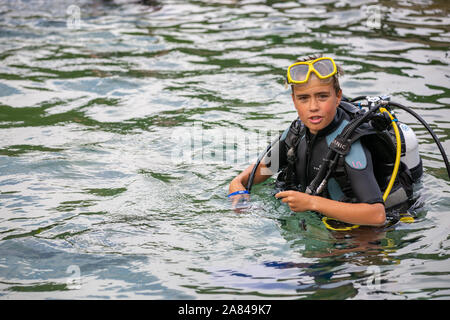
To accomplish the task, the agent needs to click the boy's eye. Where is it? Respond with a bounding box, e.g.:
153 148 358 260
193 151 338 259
297 96 309 101
318 94 329 100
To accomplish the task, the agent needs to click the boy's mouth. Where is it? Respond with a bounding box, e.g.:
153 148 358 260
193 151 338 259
309 116 323 124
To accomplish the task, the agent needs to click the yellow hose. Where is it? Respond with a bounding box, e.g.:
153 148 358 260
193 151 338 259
322 107 403 231
379 107 402 202
322 217 359 231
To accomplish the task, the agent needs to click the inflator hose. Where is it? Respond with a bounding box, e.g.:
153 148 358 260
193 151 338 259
379 107 402 201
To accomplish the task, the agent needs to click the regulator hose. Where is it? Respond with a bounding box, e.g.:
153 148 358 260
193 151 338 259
389 101 450 179
246 139 277 192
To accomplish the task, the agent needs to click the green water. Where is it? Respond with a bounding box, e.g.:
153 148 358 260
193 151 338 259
0 0 449 299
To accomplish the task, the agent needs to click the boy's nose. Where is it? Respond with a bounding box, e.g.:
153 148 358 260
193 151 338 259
309 98 320 111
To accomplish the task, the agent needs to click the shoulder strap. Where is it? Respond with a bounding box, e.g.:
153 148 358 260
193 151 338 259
281 118 305 148
278 118 306 191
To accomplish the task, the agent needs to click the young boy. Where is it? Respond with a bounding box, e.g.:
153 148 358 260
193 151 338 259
228 55 386 227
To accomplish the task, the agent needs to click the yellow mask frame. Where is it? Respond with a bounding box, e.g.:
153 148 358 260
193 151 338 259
286 57 337 84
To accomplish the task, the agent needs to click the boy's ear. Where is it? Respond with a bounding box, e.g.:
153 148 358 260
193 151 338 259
336 89 342 106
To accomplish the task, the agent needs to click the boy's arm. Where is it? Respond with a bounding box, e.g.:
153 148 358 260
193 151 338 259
275 191 386 226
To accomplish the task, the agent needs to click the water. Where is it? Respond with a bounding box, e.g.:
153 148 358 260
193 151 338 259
0 0 449 300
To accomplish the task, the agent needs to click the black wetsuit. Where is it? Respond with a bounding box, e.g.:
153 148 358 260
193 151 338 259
278 107 385 205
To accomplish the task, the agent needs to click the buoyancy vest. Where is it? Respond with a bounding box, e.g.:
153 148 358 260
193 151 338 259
275 101 423 210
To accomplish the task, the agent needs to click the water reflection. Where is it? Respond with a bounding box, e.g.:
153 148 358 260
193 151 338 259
206 211 433 298
0 0 449 299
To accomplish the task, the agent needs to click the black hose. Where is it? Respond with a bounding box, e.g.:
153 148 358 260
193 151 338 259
246 141 275 192
350 96 367 103
390 101 450 179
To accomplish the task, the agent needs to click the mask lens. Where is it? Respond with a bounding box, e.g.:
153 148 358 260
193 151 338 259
313 59 334 77
289 64 309 82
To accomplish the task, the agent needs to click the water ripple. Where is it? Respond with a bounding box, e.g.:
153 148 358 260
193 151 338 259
0 0 449 299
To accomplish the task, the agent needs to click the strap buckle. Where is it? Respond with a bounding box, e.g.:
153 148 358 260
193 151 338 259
329 135 351 155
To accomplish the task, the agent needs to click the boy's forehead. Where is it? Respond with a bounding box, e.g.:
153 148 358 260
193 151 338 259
292 79 334 94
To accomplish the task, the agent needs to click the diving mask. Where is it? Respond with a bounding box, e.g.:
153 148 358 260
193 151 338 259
286 57 337 84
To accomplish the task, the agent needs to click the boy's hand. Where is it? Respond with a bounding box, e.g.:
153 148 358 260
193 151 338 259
228 178 250 212
275 190 312 212
229 192 250 213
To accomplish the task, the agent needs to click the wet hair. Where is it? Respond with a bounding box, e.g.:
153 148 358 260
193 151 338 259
290 53 343 95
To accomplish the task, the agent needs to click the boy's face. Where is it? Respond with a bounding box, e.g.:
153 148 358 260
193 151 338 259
291 76 342 135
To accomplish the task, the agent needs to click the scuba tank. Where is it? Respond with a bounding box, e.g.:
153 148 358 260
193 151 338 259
398 122 422 181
